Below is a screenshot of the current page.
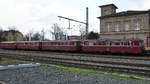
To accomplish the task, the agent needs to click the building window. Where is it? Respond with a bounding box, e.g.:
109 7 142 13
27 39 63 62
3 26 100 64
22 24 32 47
125 23 129 31
106 24 110 32
135 21 140 30
115 24 119 32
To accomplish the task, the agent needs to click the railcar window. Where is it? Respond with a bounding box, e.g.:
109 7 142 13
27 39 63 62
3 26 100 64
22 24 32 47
112 42 121 46
56 42 58 45
139 42 144 46
106 42 110 46
49 42 52 45
21 43 24 46
57 42 59 45
89 42 94 46
84 42 88 45
55 42 57 45
51 42 54 45
60 42 62 45
66 42 68 45
32 43 34 46
98 42 106 45
70 42 74 45
74 41 80 46
25 43 27 45
36 43 39 46
116 42 121 45
60 42 63 45
133 42 139 46
54 42 56 45
49 42 51 45
65 42 68 45
121 42 124 45
123 42 130 46
45 42 48 46
45 42 47 46
68 42 71 45
70 42 72 45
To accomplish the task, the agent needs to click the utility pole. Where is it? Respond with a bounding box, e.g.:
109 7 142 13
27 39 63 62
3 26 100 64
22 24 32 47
58 7 89 40
86 7 89 39
148 9 150 47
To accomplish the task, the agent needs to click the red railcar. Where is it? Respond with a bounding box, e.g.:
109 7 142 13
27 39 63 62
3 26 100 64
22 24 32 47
0 41 16 49
82 39 144 54
0 39 145 54
42 40 81 51
16 41 40 50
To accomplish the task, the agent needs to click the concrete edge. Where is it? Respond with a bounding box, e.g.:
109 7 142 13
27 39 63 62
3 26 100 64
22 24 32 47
0 81 6 84
0 63 40 71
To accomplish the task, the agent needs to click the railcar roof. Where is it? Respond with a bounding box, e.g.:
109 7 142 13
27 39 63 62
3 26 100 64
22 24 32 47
0 41 16 43
83 39 143 42
42 40 80 42
15 41 40 43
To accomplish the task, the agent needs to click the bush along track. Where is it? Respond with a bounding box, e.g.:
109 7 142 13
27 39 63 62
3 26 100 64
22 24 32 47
1 52 150 78
41 64 150 82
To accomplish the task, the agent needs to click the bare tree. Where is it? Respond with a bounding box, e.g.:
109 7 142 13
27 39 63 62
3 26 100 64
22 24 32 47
32 32 41 41
79 25 86 40
0 26 3 41
40 28 45 41
24 30 34 41
50 23 65 40
8 26 17 31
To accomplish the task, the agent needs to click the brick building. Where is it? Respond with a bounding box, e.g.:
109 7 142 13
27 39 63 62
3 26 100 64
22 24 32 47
97 4 150 47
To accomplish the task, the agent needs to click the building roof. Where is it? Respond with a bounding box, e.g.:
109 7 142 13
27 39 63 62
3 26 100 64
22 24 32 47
98 10 149 19
99 4 118 9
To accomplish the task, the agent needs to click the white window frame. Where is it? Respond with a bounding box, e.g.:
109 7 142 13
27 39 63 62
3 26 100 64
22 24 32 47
106 24 110 32
115 24 119 32
125 23 129 31
135 21 140 30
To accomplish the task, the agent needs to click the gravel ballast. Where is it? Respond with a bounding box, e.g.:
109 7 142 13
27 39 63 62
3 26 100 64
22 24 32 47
0 50 150 65
0 66 149 84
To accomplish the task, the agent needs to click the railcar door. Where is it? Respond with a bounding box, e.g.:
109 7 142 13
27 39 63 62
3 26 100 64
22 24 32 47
39 42 42 50
76 41 82 51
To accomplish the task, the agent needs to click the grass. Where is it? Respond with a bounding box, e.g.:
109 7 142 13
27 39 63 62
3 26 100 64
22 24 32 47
0 58 30 66
41 64 150 82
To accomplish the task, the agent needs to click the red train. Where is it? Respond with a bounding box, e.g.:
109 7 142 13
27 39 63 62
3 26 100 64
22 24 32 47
0 39 144 54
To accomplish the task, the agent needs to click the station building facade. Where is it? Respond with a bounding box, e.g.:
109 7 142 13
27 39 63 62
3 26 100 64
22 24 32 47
97 4 150 47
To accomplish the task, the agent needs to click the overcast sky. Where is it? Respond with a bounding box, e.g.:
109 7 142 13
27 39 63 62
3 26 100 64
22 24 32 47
0 0 150 39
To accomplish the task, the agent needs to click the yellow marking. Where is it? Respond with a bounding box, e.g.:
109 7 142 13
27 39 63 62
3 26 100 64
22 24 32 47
145 47 150 50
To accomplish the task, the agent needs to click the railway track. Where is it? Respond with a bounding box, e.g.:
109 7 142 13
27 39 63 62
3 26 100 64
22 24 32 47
0 51 150 77
1 49 150 61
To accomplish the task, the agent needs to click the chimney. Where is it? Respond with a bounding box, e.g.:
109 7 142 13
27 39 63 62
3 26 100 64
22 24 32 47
99 4 118 16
